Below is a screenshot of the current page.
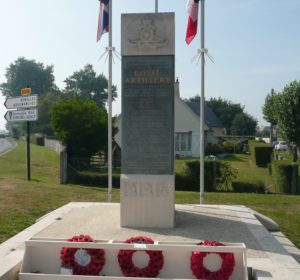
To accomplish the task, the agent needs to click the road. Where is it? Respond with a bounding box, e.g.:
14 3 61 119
0 138 16 156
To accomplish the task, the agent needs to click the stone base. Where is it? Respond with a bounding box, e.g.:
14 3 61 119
120 174 174 228
2 203 300 280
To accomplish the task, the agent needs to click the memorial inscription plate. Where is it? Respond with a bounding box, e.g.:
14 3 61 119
122 55 174 175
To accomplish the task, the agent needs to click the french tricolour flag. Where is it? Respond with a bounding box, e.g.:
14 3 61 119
186 0 199 45
97 0 109 42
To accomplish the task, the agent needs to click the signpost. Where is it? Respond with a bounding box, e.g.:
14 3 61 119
4 108 38 122
4 88 38 181
4 95 38 110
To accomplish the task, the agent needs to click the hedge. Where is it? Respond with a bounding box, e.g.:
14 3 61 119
271 160 293 193
30 135 45 146
67 165 121 187
248 140 273 166
205 142 245 155
231 180 265 193
67 159 237 193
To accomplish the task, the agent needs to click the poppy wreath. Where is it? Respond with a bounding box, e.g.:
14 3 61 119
60 235 105 275
191 240 235 280
118 236 164 277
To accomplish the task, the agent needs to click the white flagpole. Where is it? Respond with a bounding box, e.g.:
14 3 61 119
200 0 205 204
107 0 113 202
155 0 158 13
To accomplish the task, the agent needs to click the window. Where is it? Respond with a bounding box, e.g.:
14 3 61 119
175 132 192 152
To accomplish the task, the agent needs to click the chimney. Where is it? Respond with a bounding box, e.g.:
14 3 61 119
175 77 180 98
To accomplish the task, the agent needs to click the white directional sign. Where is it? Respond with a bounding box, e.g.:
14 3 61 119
4 108 38 122
4 95 38 110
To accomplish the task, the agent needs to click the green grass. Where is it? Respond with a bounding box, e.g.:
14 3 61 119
0 142 300 249
0 141 118 243
218 154 275 191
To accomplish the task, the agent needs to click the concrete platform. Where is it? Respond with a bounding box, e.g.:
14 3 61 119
1 203 300 279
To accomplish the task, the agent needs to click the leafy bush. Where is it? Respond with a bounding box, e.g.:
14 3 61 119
234 142 244 153
272 161 293 193
205 144 223 155
222 141 234 153
11 127 21 139
33 135 45 146
231 180 265 193
177 160 237 192
216 161 238 191
268 163 272 175
220 141 244 154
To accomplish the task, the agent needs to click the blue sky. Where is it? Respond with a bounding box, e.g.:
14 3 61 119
1 0 300 131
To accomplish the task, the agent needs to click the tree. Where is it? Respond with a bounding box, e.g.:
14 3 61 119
0 57 63 136
276 81 300 146
230 112 257 136
0 57 56 97
206 97 245 134
50 98 107 156
188 95 201 103
64 64 117 106
262 89 278 143
31 91 64 136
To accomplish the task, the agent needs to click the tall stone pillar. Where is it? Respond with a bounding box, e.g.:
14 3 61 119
120 13 175 228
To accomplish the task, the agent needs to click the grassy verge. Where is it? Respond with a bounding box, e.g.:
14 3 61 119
0 141 118 243
0 142 299 249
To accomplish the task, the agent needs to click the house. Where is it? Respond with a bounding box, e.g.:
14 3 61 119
114 79 225 158
174 80 225 157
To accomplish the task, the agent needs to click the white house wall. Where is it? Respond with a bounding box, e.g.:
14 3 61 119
175 97 211 157
191 132 200 157
175 97 203 133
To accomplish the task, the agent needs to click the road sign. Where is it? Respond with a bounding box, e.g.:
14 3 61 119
4 95 38 110
4 108 38 122
21 88 32 96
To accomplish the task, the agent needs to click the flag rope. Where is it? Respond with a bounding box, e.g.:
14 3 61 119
98 47 121 63
191 48 214 64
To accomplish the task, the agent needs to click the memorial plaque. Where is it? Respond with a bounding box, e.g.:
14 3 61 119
122 55 174 175
121 13 175 228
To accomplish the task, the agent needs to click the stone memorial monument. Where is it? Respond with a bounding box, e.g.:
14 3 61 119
120 13 175 228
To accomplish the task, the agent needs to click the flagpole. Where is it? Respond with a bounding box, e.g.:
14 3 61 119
155 0 158 13
200 0 205 204
107 0 113 202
